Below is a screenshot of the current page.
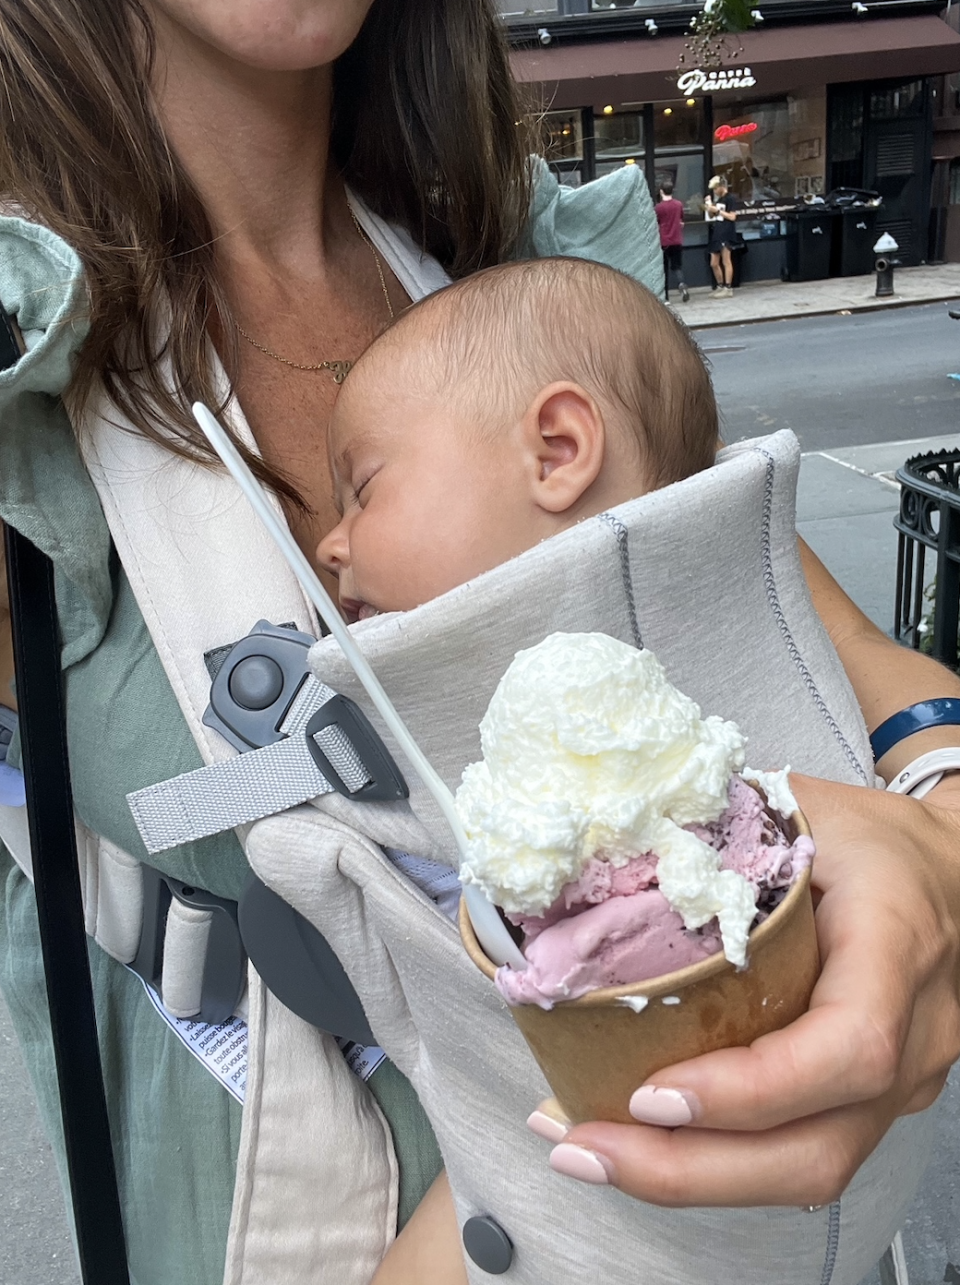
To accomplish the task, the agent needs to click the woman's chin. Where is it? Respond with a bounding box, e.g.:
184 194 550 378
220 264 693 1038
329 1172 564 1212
150 0 375 74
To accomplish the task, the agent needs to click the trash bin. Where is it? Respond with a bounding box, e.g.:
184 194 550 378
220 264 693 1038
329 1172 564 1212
894 448 960 668
825 188 881 276
835 205 880 276
782 208 839 282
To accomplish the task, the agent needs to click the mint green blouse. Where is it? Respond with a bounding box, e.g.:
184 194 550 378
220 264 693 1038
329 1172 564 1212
0 165 662 1285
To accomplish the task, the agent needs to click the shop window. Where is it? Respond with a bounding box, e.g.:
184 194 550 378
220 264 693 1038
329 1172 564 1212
536 109 583 163
869 80 925 120
654 155 706 220
828 84 864 190
713 100 791 202
652 100 705 220
714 91 826 203
656 100 703 149
788 87 827 199
593 110 644 179
594 110 644 161
949 159 960 206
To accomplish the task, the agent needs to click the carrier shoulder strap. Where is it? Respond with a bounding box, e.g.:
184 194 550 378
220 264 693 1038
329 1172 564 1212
4 520 129 1285
73 196 439 1285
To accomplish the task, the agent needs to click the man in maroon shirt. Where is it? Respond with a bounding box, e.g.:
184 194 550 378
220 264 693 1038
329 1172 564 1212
655 183 689 303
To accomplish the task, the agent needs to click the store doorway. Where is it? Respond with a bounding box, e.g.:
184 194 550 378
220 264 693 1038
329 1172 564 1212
829 78 932 266
864 83 932 265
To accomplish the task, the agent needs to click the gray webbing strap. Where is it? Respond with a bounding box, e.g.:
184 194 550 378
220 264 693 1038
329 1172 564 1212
128 685 372 855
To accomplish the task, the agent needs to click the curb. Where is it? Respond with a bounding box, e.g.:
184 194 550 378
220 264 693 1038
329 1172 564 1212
684 290 960 331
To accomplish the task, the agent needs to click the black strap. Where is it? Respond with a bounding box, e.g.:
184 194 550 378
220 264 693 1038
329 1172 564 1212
4 527 130 1284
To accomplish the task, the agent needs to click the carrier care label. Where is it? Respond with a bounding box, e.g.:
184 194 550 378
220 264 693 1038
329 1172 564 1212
336 1039 386 1081
137 977 385 1099
139 979 248 1102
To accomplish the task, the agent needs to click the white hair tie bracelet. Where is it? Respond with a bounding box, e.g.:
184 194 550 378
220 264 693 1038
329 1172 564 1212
885 747 960 799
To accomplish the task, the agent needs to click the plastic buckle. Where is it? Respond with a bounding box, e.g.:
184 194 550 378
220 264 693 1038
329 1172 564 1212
305 694 408 803
130 865 246 1025
203 619 315 753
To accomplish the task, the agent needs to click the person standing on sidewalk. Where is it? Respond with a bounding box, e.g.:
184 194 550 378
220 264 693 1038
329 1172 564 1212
655 183 689 303
705 176 741 298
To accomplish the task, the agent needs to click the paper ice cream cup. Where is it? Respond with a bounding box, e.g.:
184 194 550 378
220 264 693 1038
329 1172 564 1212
459 806 819 1125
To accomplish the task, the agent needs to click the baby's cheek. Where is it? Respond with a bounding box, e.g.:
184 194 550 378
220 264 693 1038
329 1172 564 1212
349 520 421 612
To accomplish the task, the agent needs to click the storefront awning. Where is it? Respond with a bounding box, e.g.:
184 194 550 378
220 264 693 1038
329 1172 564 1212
510 15 960 108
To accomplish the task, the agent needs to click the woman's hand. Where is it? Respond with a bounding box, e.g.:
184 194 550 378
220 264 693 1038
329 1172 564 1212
530 776 960 1206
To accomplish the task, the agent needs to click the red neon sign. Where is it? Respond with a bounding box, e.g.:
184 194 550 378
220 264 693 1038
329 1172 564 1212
714 122 758 141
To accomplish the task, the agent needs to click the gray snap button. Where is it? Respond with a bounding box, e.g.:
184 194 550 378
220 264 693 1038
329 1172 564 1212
462 1216 513 1275
228 655 284 711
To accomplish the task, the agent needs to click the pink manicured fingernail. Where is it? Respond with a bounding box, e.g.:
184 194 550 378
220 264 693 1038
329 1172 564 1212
628 1085 698 1127
549 1143 614 1185
527 1110 569 1143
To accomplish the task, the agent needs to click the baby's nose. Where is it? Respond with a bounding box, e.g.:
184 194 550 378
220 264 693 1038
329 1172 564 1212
316 523 349 576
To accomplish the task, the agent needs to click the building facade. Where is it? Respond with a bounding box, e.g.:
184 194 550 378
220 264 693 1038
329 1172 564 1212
502 1 960 282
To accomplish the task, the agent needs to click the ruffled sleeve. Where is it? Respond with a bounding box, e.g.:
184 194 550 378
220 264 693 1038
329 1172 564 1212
0 216 112 668
518 155 665 298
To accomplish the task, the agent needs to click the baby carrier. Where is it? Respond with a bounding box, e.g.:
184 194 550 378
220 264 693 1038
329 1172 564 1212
0 209 927 1285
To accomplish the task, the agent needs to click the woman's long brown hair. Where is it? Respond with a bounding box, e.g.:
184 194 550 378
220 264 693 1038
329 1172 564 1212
0 0 531 506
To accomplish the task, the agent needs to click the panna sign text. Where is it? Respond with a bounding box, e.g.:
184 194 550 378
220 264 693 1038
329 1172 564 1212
677 67 758 95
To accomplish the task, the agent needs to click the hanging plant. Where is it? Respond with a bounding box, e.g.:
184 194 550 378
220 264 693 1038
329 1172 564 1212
679 0 759 73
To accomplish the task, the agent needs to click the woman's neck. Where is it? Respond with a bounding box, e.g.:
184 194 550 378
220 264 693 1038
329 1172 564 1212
149 10 337 272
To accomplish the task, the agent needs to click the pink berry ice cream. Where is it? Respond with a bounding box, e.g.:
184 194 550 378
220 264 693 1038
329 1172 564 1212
454 633 814 1010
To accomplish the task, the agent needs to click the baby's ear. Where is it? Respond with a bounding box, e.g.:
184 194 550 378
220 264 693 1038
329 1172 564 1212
524 382 605 514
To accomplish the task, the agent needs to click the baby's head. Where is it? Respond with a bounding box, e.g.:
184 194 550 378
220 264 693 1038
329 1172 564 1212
318 256 718 622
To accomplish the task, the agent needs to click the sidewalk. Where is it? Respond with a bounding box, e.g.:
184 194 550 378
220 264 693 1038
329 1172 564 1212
677 262 960 330
796 431 960 633
796 435 910 634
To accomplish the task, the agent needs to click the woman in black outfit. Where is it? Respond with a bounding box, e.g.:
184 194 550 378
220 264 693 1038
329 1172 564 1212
705 176 740 297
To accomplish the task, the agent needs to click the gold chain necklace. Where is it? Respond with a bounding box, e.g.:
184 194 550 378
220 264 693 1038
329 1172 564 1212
234 206 396 384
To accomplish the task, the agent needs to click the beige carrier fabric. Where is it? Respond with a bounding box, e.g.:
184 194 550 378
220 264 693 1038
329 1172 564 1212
224 969 398 1284
79 378 318 768
79 379 401 1283
0 806 145 965
243 429 935 1285
73 190 448 1284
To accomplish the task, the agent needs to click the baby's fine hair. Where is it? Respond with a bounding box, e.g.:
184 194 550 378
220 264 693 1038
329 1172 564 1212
366 256 718 488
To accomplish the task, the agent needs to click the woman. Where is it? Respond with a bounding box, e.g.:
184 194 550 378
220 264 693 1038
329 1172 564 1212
705 174 741 297
0 2 957 1282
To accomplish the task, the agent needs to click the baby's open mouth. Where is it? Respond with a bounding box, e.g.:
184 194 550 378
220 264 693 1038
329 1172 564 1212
341 597 381 625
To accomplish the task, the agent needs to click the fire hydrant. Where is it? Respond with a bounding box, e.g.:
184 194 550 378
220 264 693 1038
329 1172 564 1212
874 231 900 298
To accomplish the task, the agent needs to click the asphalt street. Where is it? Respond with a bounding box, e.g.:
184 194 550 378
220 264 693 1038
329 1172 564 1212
2 302 960 1284
704 298 960 452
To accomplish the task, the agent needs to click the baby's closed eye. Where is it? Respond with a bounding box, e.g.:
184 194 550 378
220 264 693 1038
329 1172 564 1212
353 465 381 506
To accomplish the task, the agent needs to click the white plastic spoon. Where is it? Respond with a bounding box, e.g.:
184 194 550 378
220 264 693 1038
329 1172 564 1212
191 402 526 971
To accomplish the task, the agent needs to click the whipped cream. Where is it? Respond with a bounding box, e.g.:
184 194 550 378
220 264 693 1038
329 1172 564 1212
455 633 756 962
742 765 798 819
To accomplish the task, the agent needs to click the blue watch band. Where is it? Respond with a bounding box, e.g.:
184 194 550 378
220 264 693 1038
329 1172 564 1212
870 698 960 761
